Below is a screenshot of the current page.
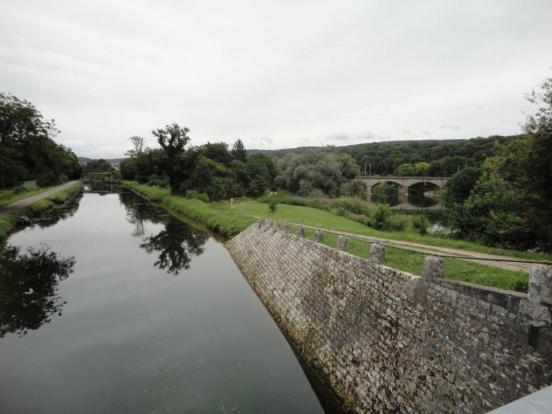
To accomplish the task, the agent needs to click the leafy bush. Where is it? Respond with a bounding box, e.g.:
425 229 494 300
412 214 430 235
36 173 59 188
268 199 278 214
185 190 210 203
369 204 392 230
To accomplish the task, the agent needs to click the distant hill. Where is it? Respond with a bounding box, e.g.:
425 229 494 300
78 157 127 168
247 135 520 158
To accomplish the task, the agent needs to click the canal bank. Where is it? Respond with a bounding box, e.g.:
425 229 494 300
227 221 552 414
0 181 83 240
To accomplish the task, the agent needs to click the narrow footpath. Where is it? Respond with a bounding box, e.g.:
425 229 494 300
0 180 81 214
285 221 544 273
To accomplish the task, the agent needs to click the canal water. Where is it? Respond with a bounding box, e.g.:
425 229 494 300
0 190 328 413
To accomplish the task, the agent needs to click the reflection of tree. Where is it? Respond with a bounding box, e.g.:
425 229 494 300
140 218 208 275
120 191 208 275
0 245 75 337
34 190 83 229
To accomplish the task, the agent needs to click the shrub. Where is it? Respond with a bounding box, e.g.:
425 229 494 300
369 204 392 230
412 214 430 235
268 199 278 214
388 214 410 231
36 173 59 188
147 178 169 188
185 190 210 203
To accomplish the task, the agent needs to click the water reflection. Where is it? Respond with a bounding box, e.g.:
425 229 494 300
120 191 208 275
0 244 75 337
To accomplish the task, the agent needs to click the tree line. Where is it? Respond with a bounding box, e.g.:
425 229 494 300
120 125 276 201
0 93 81 188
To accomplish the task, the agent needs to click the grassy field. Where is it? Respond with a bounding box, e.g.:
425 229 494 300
121 181 532 291
0 181 83 240
0 181 52 208
230 200 552 262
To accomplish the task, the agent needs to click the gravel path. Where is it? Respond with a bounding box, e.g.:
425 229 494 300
0 181 80 214
288 222 546 273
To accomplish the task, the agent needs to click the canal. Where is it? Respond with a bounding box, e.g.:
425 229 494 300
0 190 329 413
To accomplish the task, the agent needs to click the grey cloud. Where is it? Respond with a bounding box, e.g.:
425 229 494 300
1 0 551 157
439 124 461 132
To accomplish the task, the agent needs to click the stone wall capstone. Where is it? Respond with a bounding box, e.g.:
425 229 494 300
226 222 552 414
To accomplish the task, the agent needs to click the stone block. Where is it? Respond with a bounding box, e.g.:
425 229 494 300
370 242 385 264
423 255 444 280
315 229 324 242
337 235 348 250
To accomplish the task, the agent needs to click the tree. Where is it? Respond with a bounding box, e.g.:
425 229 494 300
153 123 191 193
231 139 247 162
443 167 483 206
394 163 416 176
0 93 80 186
125 136 145 158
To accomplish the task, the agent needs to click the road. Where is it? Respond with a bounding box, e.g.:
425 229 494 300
0 180 81 214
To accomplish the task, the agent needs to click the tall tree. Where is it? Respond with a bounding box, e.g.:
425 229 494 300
125 136 145 158
231 139 247 162
153 123 191 193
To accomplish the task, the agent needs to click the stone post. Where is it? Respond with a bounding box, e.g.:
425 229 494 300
337 235 348 250
258 219 265 228
529 265 552 306
370 243 385 264
272 221 279 232
284 223 290 236
296 226 305 238
524 265 552 329
423 255 444 280
314 229 324 242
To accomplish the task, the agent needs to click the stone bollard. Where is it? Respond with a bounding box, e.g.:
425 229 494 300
423 255 444 280
337 235 348 250
272 221 279 232
529 264 552 306
314 229 324 242
524 265 552 329
370 243 385 264
284 223 290 236
258 219 265 228
296 226 305 238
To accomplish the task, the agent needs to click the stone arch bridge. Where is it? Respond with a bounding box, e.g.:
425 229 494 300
357 176 448 199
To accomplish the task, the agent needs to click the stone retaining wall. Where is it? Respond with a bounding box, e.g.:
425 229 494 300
226 222 552 414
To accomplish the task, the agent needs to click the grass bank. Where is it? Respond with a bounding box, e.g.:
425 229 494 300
294 225 528 291
231 200 552 262
122 181 254 237
122 181 529 291
0 181 83 240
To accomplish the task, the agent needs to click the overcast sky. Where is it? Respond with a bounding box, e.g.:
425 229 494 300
1 0 551 158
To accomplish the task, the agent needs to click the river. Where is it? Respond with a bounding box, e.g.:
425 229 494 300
0 190 330 413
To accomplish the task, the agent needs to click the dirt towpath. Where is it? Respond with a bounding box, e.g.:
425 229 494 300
286 222 547 273
0 181 80 214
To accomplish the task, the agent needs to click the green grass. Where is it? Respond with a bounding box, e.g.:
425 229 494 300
0 181 83 240
0 181 51 208
231 200 552 262
297 225 528 292
122 181 254 237
121 181 530 291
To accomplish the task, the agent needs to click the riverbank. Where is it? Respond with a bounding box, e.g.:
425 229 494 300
121 181 533 291
0 181 83 240
122 181 253 237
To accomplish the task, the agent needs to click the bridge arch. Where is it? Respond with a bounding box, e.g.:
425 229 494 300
357 176 448 200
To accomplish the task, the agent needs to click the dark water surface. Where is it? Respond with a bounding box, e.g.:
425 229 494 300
0 191 326 413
